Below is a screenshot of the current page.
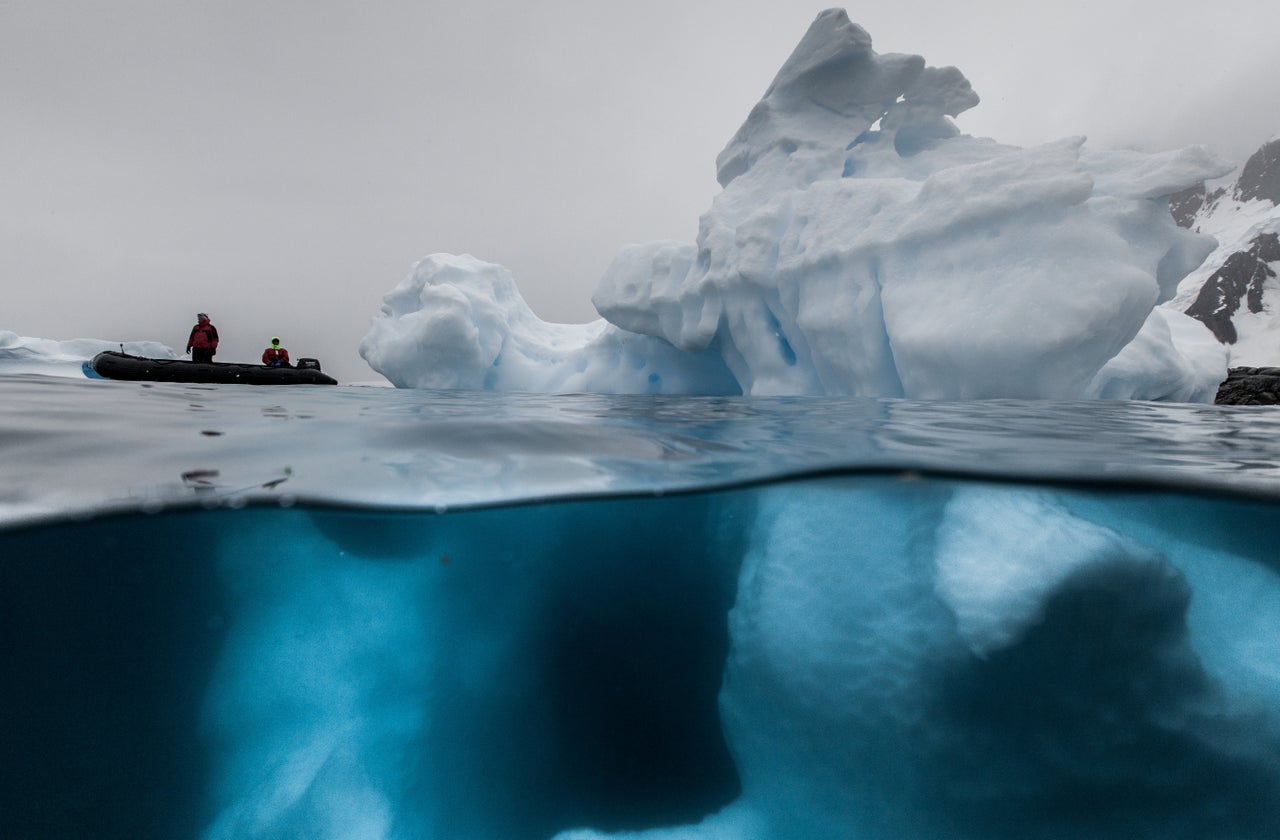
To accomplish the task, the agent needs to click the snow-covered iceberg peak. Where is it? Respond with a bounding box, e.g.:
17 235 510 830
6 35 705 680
363 9 1233 401
715 8 978 192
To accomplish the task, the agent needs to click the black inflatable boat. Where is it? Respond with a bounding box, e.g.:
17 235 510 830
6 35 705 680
86 351 338 385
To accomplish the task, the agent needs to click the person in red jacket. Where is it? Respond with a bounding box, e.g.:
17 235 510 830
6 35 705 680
186 313 219 363
262 337 291 367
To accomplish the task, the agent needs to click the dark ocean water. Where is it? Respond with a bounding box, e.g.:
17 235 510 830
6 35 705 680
3 375 1280 839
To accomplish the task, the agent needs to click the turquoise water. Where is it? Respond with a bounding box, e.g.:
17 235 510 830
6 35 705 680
3 375 1280 838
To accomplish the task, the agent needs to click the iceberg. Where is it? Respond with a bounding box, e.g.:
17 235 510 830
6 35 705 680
0 331 177 378
361 9 1231 401
359 254 739 394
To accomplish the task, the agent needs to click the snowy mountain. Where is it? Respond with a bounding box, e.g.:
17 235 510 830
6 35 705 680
1165 138 1280 365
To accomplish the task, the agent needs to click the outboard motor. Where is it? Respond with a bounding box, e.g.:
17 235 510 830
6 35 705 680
296 358 322 371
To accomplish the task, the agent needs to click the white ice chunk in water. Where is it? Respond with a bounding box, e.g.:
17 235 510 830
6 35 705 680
0 330 177 377
359 254 738 395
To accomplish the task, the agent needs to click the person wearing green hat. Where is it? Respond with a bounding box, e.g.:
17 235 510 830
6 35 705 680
261 336 291 368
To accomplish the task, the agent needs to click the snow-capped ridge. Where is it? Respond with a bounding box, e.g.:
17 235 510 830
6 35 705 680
1235 139 1280 205
1165 135 1280 367
1184 233 1280 344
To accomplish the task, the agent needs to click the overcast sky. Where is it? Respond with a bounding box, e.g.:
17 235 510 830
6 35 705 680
4 0 1277 382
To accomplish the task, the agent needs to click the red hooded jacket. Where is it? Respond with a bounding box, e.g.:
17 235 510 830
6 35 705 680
187 320 219 351
262 346 290 366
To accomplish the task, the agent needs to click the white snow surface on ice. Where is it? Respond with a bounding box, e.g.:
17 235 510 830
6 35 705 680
361 9 1232 401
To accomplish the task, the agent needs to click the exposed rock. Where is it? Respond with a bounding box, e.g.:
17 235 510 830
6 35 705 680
1214 366 1280 405
1169 182 1205 228
1169 184 1229 230
1235 139 1280 205
1205 185 1228 213
1184 232 1280 343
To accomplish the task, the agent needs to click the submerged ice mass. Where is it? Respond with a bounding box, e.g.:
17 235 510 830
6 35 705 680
209 482 1280 840
361 8 1231 400
10 479 1280 839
